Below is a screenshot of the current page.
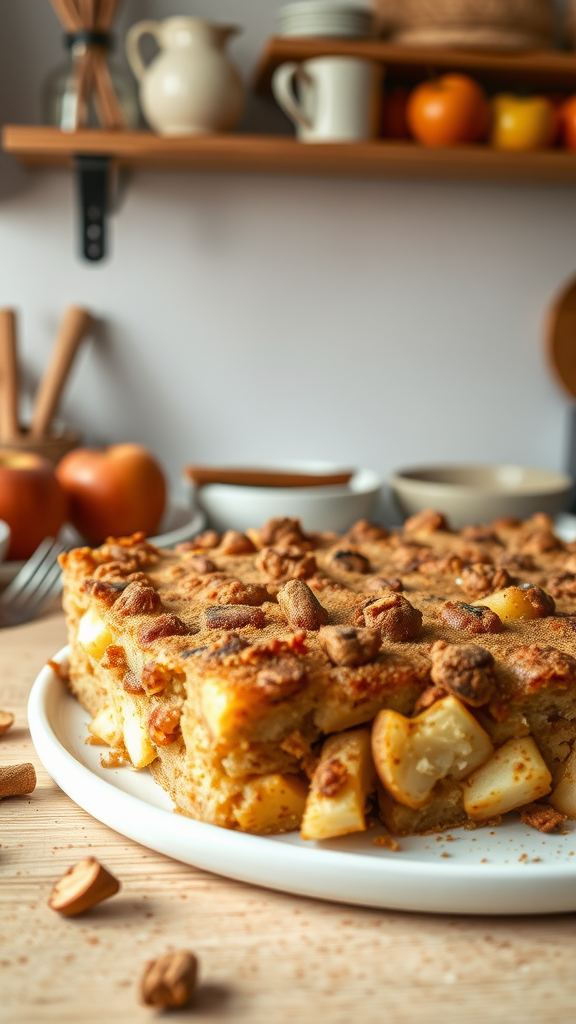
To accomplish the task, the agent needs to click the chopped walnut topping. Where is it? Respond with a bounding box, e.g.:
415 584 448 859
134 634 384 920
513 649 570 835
277 580 328 631
256 659 307 700
138 614 192 647
390 543 433 573
497 552 535 573
519 802 567 833
492 516 521 531
413 684 448 713
439 601 502 634
279 731 318 777
520 530 563 555
315 757 348 798
82 578 131 607
366 576 403 595
460 564 511 599
354 592 422 642
430 640 496 707
403 509 448 534
141 661 173 695
319 625 381 667
148 705 182 746
113 582 163 617
331 549 371 574
219 530 256 555
260 517 312 550
208 633 251 660
346 519 389 543
417 554 463 577
182 530 220 550
204 605 266 630
546 572 576 599
186 555 217 575
460 526 501 544
256 545 317 585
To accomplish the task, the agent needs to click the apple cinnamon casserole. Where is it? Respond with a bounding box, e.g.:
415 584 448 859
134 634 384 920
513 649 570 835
59 511 576 839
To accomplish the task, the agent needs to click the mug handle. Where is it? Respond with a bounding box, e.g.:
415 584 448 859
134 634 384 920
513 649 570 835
126 20 162 82
272 62 313 131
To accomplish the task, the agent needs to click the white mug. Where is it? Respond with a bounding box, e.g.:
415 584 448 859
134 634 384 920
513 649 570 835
272 56 380 143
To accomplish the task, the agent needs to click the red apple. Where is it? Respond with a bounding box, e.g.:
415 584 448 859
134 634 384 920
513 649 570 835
56 443 167 545
0 450 68 560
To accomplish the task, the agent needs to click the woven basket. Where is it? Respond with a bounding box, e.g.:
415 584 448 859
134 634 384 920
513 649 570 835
375 0 554 47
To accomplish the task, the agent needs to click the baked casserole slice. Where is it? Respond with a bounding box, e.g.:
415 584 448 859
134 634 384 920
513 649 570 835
59 512 576 838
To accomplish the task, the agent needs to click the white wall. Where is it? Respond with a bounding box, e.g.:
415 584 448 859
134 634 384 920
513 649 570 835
0 0 575 518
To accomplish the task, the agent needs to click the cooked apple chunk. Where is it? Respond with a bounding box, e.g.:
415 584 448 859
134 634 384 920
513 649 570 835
87 705 122 747
301 728 376 841
462 736 552 820
234 773 308 834
473 585 554 623
120 694 156 769
77 607 113 661
372 696 493 810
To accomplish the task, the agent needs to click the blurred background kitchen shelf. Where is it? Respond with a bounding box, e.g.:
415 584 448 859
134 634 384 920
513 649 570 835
5 123 576 184
6 42 576 185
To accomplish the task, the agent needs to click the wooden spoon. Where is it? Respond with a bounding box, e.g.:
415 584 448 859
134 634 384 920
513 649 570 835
30 306 92 439
546 275 576 399
0 309 20 442
184 466 354 488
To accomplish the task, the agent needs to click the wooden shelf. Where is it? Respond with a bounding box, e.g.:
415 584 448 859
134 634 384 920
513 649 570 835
254 38 576 94
4 125 576 184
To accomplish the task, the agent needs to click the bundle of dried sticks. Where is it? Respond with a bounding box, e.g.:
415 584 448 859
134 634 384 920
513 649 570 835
49 0 126 130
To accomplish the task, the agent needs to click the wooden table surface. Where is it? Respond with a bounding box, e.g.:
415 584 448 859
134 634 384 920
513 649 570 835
2 607 576 1024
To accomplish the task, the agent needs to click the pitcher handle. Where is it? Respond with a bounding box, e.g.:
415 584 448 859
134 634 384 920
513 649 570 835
126 20 162 82
272 62 313 131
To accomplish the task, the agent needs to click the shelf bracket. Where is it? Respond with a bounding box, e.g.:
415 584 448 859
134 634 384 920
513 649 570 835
75 155 110 263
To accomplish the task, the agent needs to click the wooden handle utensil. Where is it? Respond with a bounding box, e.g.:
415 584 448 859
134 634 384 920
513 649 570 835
184 466 354 488
0 309 20 443
30 306 92 439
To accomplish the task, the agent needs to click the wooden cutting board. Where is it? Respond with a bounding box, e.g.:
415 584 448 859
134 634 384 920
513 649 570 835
547 275 576 400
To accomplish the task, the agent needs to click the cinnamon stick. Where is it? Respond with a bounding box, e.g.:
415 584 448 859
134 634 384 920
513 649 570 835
184 467 354 489
30 306 92 439
0 309 20 442
50 0 83 32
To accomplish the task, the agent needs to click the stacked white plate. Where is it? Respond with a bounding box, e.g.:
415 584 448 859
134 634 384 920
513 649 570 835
276 1 374 37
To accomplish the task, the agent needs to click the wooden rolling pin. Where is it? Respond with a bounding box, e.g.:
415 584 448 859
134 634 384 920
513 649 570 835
30 305 92 439
0 309 20 443
184 466 354 488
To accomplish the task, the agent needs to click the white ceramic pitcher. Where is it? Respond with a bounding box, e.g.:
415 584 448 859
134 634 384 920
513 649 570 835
126 17 245 136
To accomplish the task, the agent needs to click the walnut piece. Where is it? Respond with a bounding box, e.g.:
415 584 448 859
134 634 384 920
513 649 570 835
459 564 511 599
219 530 256 555
260 517 311 550
354 592 422 642
114 582 163 617
186 554 217 575
316 757 348 797
403 509 448 534
277 579 328 631
138 614 192 647
148 705 182 746
256 659 308 699
48 857 120 917
204 605 266 630
439 601 503 635
520 529 563 555
546 572 576 599
430 640 496 707
366 575 403 594
331 549 371 574
318 625 380 667
0 711 15 737
140 951 198 1009
256 545 317 584
181 530 220 550
346 519 389 543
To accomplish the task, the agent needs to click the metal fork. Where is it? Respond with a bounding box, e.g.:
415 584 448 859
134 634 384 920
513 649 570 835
0 537 67 628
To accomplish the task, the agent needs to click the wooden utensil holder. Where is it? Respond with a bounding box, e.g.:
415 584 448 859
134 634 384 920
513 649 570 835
0 428 80 466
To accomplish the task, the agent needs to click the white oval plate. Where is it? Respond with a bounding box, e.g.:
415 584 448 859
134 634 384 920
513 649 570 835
29 649 576 916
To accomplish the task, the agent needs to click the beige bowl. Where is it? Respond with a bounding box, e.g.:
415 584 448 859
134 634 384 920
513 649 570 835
390 464 572 529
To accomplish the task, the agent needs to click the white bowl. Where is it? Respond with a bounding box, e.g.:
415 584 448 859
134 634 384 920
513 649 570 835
0 519 10 563
390 464 573 529
190 464 382 535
